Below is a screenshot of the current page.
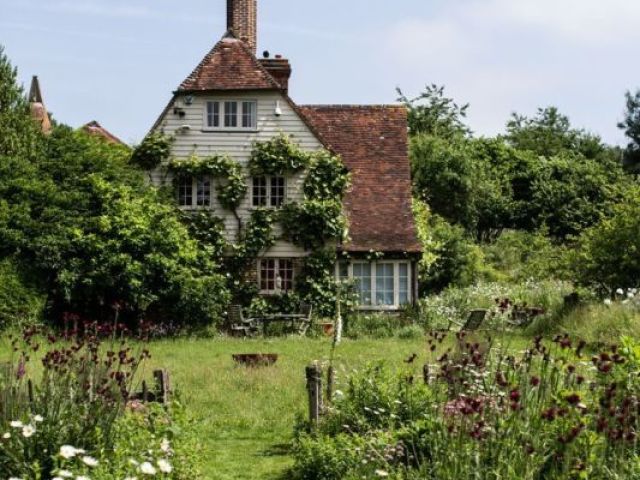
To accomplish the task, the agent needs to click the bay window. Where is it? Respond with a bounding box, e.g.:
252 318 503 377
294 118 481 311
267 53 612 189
336 261 412 309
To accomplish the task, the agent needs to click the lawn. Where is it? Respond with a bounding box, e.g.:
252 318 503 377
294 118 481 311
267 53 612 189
0 333 531 479
143 334 535 479
146 337 431 479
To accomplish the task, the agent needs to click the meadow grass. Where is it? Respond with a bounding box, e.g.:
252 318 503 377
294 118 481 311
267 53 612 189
0 333 530 479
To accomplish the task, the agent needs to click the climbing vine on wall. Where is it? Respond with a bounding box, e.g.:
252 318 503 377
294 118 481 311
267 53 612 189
248 133 310 176
167 154 248 211
303 150 351 200
131 132 174 170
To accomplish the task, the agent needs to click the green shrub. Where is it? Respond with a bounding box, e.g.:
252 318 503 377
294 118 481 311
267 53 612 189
345 314 405 339
572 190 640 294
0 258 44 329
293 335 640 479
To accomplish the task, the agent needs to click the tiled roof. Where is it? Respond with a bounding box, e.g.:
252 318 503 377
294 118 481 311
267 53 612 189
82 121 126 146
298 105 421 254
178 35 281 92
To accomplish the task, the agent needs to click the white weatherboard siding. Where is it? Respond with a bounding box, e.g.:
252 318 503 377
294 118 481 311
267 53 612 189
150 91 323 257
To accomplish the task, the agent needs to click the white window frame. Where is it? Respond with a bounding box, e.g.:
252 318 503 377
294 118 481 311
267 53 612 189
335 260 412 310
203 100 258 132
258 258 295 294
177 176 212 209
252 175 287 208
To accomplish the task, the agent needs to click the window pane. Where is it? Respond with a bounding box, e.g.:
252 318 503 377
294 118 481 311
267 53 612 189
337 262 349 280
376 263 395 306
178 177 193 207
277 259 294 291
206 102 220 128
242 101 257 128
224 101 238 127
353 263 372 306
399 263 409 305
260 259 276 291
196 177 211 206
270 176 285 207
252 177 267 206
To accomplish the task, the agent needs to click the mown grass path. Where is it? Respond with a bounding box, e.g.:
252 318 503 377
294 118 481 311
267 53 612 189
147 337 428 479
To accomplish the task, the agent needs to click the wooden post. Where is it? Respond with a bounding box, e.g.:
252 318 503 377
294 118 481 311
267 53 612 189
153 369 170 404
306 363 323 426
326 366 335 405
141 380 149 402
27 379 34 404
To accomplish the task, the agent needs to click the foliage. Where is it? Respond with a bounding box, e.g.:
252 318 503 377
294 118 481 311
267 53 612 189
303 150 350 201
130 131 173 170
0 45 44 160
414 204 485 293
295 249 356 318
167 154 247 211
419 279 573 331
397 84 470 139
0 258 45 329
280 200 346 250
0 125 229 327
618 89 640 173
572 190 640 294
411 130 631 240
180 210 227 259
248 133 310 176
293 335 640 479
345 313 411 339
0 325 147 478
504 106 613 162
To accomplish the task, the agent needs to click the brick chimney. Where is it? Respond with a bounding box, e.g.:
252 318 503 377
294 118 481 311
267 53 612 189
260 55 292 93
227 0 257 54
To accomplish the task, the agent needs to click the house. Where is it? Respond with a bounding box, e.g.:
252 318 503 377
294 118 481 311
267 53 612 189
147 0 421 310
82 121 126 145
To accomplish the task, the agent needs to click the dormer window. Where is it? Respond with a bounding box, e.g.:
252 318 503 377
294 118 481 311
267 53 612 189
205 100 257 131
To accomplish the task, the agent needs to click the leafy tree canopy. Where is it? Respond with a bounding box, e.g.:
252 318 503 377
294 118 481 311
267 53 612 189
618 89 640 173
397 84 470 139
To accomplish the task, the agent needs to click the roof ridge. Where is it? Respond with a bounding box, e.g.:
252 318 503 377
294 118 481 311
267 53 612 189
300 104 405 109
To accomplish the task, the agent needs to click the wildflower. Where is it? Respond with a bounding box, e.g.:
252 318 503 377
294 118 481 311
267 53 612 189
375 470 389 477
160 438 171 453
33 414 44 423
566 393 581 406
617 288 624 295
603 299 612 306
57 471 73 478
157 459 172 473
22 424 35 438
10 420 23 428
530 376 540 387
139 462 156 475
76 476 90 480
82 456 99 467
60 445 79 459
509 389 521 402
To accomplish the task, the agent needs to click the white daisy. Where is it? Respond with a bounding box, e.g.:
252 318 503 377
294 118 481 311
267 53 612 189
139 462 156 475
3 432 10 439
160 438 171 453
57 470 73 478
82 456 99 467
10 420 23 428
22 425 35 438
33 414 44 423
157 459 172 473
60 445 78 459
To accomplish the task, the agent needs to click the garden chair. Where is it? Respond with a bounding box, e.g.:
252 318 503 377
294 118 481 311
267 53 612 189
228 305 259 338
447 309 488 332
297 303 313 335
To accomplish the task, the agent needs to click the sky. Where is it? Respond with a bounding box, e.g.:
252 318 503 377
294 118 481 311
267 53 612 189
1 0 639 146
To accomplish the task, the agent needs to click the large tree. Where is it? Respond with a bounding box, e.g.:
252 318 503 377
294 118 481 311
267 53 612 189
618 89 640 173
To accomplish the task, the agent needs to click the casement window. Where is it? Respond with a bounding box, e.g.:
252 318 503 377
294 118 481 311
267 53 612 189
178 176 211 208
252 176 286 207
258 258 294 293
336 261 412 309
205 100 257 130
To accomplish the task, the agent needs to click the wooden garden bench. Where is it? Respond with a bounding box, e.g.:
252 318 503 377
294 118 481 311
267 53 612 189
228 305 259 337
447 309 488 332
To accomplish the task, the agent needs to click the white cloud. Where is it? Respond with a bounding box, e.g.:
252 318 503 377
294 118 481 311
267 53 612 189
378 0 640 143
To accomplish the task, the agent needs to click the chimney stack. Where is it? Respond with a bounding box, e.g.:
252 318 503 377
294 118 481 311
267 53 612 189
227 0 257 54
